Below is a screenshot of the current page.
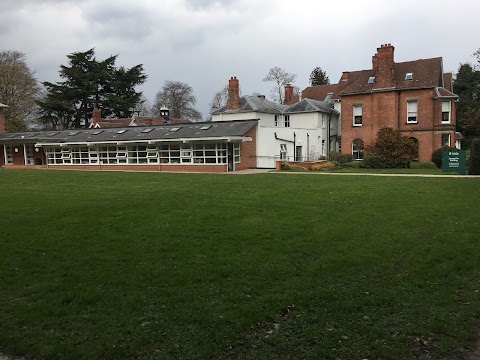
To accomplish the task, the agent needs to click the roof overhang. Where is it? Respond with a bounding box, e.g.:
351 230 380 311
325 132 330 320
35 136 252 147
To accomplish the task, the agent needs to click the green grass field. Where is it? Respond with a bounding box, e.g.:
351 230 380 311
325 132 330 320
0 169 479 360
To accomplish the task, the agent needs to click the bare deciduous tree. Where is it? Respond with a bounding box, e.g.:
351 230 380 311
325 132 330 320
152 81 202 121
262 67 297 104
0 50 40 131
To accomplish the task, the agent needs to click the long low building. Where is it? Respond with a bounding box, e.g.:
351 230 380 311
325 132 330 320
0 120 257 172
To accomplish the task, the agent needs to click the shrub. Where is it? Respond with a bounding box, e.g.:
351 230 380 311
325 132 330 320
431 146 458 168
363 155 387 169
365 127 418 167
281 163 307 171
328 151 341 162
310 162 336 171
363 155 410 169
344 161 363 168
409 161 438 169
469 138 480 175
339 154 353 164
328 151 352 164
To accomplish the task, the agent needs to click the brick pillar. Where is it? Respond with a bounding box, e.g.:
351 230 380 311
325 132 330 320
226 76 240 110
284 84 294 104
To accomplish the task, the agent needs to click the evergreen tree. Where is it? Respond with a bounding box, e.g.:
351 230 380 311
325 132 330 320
309 66 330 86
38 49 147 129
469 138 480 175
453 60 480 145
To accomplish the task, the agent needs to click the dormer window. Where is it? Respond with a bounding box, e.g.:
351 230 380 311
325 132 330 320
405 72 413 80
368 76 375 84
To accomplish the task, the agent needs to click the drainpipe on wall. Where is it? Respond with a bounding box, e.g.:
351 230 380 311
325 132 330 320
327 113 331 157
293 132 296 161
307 133 309 161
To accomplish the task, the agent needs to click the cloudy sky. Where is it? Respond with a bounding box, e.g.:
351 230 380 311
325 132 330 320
1 0 479 119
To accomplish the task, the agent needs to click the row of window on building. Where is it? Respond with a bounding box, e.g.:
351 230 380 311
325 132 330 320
3 143 240 165
353 100 452 126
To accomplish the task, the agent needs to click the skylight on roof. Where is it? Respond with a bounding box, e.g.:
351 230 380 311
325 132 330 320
200 125 211 130
48 132 60 136
68 131 80 136
116 129 127 134
141 128 154 133
368 76 375 84
405 72 413 80
91 130 103 135
169 127 180 132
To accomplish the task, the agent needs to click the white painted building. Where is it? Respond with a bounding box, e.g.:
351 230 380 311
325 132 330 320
211 77 339 168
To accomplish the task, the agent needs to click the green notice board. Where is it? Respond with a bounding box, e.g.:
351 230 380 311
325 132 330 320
442 150 466 175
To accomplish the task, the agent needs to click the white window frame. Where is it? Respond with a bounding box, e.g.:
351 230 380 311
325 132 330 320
407 100 418 124
353 104 362 126
280 144 287 160
442 101 451 124
352 139 364 160
284 115 290 128
442 133 451 147
274 115 278 127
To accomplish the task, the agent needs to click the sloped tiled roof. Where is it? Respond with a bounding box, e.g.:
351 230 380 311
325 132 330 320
213 95 286 114
287 82 349 104
435 87 458 98
340 58 445 95
284 98 339 114
0 121 258 144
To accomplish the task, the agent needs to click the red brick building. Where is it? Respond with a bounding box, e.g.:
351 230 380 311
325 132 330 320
292 44 459 161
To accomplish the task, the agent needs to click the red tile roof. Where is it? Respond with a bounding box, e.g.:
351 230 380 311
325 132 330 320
295 52 457 101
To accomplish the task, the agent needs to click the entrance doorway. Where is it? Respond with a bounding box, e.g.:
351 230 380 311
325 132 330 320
295 146 303 162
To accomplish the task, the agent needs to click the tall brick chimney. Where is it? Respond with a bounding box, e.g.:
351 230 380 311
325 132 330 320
0 103 8 133
92 108 102 126
372 53 378 70
226 76 240 111
375 43 395 88
284 84 294 104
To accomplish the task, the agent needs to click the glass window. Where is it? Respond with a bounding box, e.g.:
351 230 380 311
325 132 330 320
407 100 418 123
442 134 450 147
442 101 451 123
284 115 290 127
352 139 364 160
353 105 362 126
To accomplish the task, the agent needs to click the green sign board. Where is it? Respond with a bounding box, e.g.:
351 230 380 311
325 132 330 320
442 150 466 175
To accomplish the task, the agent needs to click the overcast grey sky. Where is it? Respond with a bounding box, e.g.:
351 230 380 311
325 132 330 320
1 0 479 119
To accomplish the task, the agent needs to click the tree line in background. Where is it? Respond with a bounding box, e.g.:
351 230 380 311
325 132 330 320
1 47 480 146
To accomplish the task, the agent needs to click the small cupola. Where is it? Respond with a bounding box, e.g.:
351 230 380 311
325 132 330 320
160 106 170 121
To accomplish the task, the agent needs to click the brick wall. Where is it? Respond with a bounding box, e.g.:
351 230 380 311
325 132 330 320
235 125 257 170
341 88 456 161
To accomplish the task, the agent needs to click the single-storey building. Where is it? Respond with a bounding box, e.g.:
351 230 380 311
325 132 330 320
0 120 257 172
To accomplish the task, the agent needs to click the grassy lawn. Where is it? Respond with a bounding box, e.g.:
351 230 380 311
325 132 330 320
0 169 479 360
321 167 452 175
